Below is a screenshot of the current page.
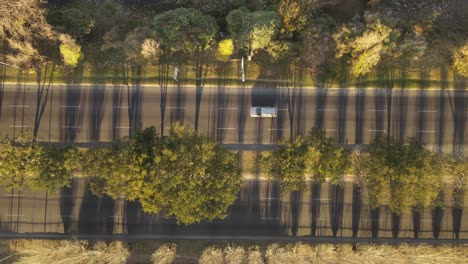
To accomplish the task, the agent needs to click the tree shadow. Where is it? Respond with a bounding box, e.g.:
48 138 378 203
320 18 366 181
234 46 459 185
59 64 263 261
370 207 379 238
289 190 301 237
215 62 230 143
77 187 114 235
452 207 463 239
61 82 84 142
412 209 421 238
354 77 366 144
310 182 321 236
89 67 106 142
451 73 466 156
351 183 361 237
169 73 185 126
329 184 344 237
391 212 400 238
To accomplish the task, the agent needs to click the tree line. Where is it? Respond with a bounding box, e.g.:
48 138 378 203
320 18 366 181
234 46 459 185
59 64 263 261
1 124 466 223
262 131 468 215
1 0 467 83
0 123 242 225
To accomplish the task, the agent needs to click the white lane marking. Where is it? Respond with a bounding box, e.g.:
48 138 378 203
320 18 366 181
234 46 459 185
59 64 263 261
60 105 80 108
368 109 386 112
216 127 236 130
167 106 185 109
268 128 286 131
368 129 386 132
260 197 279 200
3 194 24 197
115 126 131 129
418 110 438 113
317 108 336 111
277 108 288 111
325 129 336 131
7 215 24 217
218 107 238 110
417 130 437 133
61 126 81 128
9 125 30 128
113 106 130 108
312 198 330 201
8 105 30 107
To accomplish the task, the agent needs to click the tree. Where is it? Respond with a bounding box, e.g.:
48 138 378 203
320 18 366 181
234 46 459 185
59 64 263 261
0 134 35 191
87 143 143 201
139 123 242 225
299 14 335 70
275 0 319 34
153 8 218 130
442 156 468 208
215 39 234 62
304 129 350 183
262 137 308 192
452 43 468 77
362 136 442 214
333 18 397 77
59 34 81 67
263 129 349 192
28 145 82 193
226 8 281 60
46 7 95 39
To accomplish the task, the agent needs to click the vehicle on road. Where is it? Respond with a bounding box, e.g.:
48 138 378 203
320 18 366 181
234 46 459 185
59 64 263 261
250 106 277 117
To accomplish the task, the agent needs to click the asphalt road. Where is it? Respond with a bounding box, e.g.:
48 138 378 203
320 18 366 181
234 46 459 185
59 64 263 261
1 179 466 239
0 83 466 156
0 83 467 240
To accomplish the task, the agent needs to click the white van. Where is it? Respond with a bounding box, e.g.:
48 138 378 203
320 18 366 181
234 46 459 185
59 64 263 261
250 107 277 117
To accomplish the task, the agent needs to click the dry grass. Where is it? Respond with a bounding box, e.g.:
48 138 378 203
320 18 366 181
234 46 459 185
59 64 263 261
199 246 224 264
247 246 264 264
224 244 246 264
151 243 176 264
10 240 129 264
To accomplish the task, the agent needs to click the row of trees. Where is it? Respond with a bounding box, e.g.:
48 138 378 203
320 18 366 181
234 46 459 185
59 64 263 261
263 131 468 214
1 0 467 83
1 125 467 221
0 123 242 225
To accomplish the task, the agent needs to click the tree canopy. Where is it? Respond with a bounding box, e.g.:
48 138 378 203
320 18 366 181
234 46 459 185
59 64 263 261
263 129 349 192
226 7 281 59
362 136 442 214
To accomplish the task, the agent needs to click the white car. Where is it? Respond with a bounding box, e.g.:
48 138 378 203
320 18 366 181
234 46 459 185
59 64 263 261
250 107 277 117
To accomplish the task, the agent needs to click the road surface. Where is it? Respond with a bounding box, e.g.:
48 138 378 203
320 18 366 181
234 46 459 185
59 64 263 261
0 84 466 155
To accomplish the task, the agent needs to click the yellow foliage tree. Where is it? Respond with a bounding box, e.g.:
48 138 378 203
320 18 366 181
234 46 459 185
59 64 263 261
216 39 234 61
453 43 468 77
59 34 81 67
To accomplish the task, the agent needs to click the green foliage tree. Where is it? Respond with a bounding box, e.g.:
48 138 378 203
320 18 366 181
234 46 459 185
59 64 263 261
263 129 349 192
152 8 218 57
362 136 442 214
0 134 35 191
441 156 468 208
139 123 242 225
47 7 95 39
28 145 82 192
226 8 281 59
333 18 397 77
262 137 308 192
87 143 143 201
452 43 468 77
305 129 350 183
274 0 318 34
